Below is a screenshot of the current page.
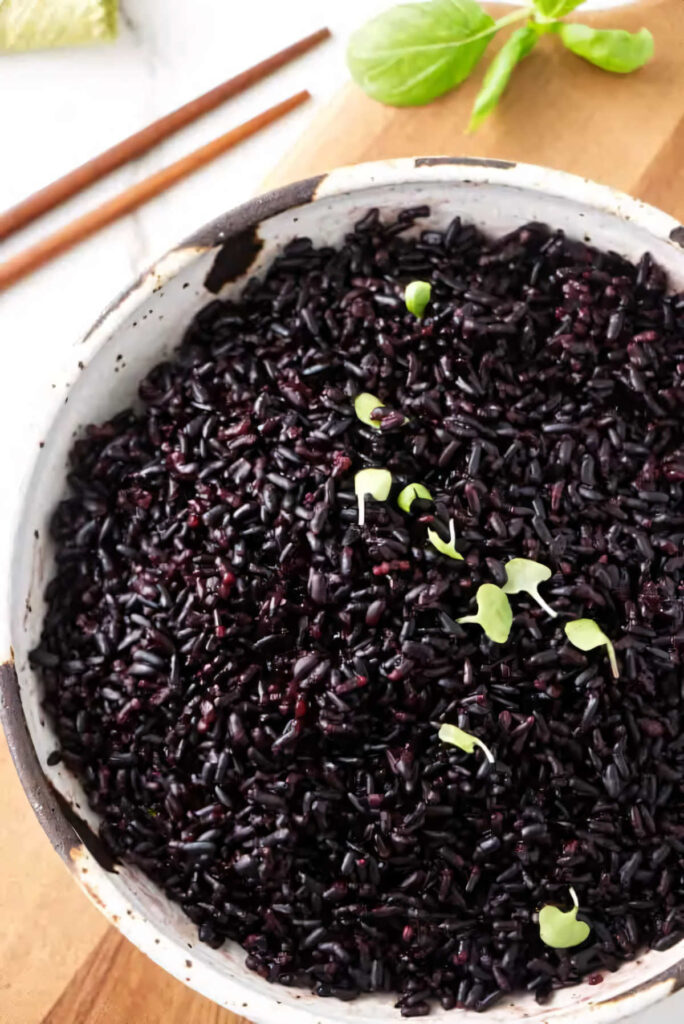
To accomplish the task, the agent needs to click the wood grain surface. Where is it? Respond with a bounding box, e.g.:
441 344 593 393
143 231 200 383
264 0 684 222
2 2 683 1020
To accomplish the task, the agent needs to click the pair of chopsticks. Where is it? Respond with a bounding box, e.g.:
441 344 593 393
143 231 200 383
0 27 330 292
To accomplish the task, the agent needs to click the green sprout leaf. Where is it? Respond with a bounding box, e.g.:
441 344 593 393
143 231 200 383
539 887 591 949
398 482 433 513
559 24 654 73
355 392 386 429
427 520 463 561
469 24 538 131
346 0 497 107
405 280 432 317
533 0 583 19
564 619 619 678
439 722 495 763
502 558 557 618
355 468 393 527
458 583 512 643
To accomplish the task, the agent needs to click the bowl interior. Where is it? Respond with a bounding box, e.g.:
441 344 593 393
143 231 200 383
7 160 684 1024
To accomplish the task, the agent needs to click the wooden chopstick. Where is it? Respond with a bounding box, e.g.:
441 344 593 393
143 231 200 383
0 27 330 241
0 91 310 293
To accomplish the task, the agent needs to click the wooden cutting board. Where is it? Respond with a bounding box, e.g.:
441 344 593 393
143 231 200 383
265 0 684 222
3 2 684 1020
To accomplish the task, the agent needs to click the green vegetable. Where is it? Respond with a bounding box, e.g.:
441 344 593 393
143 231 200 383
355 468 393 527
439 722 495 763
559 24 654 73
533 0 583 19
458 583 512 643
427 520 463 561
347 0 497 107
355 392 386 429
564 618 619 678
398 482 433 513
539 887 591 949
502 558 557 618
405 280 432 317
469 24 538 132
0 0 118 53
346 0 656 130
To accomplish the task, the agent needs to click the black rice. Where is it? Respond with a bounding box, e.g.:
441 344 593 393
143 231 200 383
34 209 684 1013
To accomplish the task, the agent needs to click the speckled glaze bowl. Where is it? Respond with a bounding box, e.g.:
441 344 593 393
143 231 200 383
3 158 684 1024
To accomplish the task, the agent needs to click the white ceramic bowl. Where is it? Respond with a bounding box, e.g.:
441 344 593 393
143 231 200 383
3 158 684 1024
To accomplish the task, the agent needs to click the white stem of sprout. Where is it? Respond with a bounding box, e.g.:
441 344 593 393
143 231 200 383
569 886 579 909
474 737 495 764
606 640 619 678
358 493 366 527
532 588 558 619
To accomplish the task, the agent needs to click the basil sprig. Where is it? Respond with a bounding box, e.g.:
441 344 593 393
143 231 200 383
347 0 654 129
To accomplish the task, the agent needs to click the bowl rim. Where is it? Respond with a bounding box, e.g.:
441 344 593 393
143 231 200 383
3 155 684 1024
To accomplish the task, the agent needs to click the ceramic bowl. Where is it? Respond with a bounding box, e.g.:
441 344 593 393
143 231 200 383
3 158 684 1024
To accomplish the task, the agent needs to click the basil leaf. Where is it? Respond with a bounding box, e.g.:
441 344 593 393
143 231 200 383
559 24 654 73
347 0 496 107
533 0 583 19
469 25 537 131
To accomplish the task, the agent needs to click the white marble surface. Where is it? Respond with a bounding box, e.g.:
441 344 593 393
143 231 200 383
0 2 682 1022
0 0 369 568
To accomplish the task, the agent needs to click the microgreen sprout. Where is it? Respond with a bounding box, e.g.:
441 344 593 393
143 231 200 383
539 887 591 949
502 557 557 618
405 280 432 318
564 618 619 678
427 520 463 561
354 392 386 429
439 722 495 763
398 482 432 513
458 583 513 643
354 468 392 527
